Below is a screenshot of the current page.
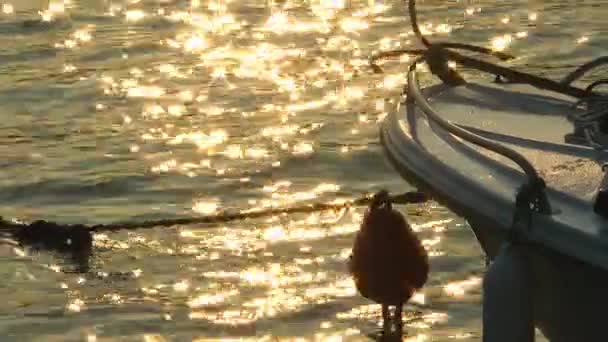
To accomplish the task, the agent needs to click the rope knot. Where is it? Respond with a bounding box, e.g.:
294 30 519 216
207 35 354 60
509 177 551 242
370 189 392 211
424 46 466 86
515 178 550 214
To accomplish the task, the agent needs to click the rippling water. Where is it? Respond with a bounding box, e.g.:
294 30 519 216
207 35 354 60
0 0 606 340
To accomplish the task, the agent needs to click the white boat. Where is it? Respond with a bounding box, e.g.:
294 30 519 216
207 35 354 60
379 1 608 341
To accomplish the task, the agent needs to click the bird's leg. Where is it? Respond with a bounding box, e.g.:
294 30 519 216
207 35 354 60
395 303 404 337
382 304 391 335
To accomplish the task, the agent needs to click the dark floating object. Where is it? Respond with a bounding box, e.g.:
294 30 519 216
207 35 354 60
349 190 429 341
1 218 93 273
14 220 93 256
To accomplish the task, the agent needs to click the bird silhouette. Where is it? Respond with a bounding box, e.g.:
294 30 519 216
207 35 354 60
349 190 429 341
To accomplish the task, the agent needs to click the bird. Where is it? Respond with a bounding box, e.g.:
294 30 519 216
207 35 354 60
349 190 429 340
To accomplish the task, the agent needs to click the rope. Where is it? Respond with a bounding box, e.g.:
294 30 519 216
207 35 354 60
586 80 608 93
0 190 428 258
569 84 608 148
561 57 608 85
404 0 543 180
406 57 543 183
91 191 426 232
371 0 602 100
372 0 608 215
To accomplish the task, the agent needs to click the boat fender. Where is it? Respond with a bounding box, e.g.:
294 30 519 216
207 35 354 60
349 190 429 340
482 180 547 342
593 163 608 218
483 242 534 342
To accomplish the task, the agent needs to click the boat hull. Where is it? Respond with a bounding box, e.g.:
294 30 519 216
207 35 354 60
380 78 608 341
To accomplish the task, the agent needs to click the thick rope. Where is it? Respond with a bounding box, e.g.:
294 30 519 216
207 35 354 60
0 190 428 259
561 57 608 85
92 191 426 232
395 0 554 214
371 0 602 100
372 0 607 214
406 57 543 182
586 80 608 93
404 0 542 180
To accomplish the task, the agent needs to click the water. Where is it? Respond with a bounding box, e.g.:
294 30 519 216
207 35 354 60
0 0 606 340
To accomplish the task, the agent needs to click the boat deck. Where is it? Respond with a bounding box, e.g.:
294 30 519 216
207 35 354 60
381 78 608 271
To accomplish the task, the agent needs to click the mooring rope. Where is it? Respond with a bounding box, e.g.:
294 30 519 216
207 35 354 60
403 0 548 190
561 57 608 86
101 191 427 231
371 0 608 214
371 0 604 100
406 57 542 181
0 191 428 260
1 191 427 233
412 0 608 153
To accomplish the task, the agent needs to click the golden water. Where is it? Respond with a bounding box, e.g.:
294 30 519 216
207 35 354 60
0 0 605 340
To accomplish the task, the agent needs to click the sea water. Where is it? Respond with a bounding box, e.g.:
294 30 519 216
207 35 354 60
0 0 605 340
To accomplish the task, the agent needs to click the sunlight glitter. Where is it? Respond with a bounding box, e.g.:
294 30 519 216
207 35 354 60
2 3 13 14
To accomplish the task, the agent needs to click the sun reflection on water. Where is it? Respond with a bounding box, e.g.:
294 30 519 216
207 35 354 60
0 0 556 339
